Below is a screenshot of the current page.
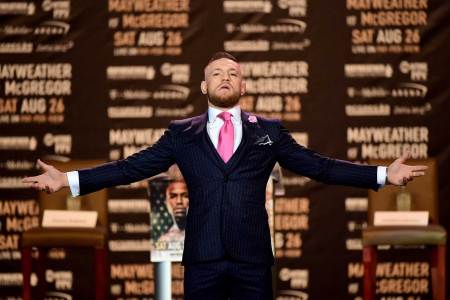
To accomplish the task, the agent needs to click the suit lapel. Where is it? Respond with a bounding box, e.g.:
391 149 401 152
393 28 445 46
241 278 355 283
185 112 226 172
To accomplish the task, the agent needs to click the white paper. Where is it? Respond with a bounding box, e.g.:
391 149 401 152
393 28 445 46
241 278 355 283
374 211 429 226
42 210 98 228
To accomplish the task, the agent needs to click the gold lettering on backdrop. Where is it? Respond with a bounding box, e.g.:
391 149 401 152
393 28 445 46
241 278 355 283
122 13 189 29
109 0 189 12
0 98 18 113
0 234 20 250
377 279 429 294
275 198 309 213
110 264 154 279
360 11 427 26
376 262 429 277
0 200 39 216
0 64 72 79
6 216 39 232
124 280 154 295
347 0 428 10
275 215 309 230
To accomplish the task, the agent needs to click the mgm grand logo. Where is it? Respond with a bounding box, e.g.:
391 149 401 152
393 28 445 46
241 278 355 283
45 291 72 300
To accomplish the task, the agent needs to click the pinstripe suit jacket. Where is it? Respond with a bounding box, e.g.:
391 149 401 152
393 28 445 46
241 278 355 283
78 111 379 265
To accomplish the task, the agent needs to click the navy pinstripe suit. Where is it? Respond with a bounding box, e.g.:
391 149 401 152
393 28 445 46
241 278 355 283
77 111 379 298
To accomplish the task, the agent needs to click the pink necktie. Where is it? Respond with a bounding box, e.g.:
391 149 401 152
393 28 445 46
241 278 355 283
217 112 234 163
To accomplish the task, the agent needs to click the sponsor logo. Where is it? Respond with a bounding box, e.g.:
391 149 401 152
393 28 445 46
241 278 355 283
347 83 427 99
160 63 190 83
345 198 368 212
34 21 70 35
0 272 22 286
277 290 309 300
35 41 74 53
271 39 310 51
109 89 152 100
344 64 393 78
154 104 193 117
346 238 362 250
347 86 390 98
42 0 70 19
393 103 431 115
226 19 306 34
46 270 72 290
108 199 150 213
45 291 72 300
0 42 33 53
0 2 35 15
399 61 427 81
1 160 34 170
43 133 71 154
154 85 190 100
0 136 37 150
0 25 33 35
110 222 151 234
223 0 272 13
279 268 308 289
392 83 427 98
345 104 391 116
109 239 152 252
107 106 153 118
107 66 155 80
0 177 29 189
347 221 367 232
226 23 267 34
277 0 307 17
273 18 306 33
224 40 270 52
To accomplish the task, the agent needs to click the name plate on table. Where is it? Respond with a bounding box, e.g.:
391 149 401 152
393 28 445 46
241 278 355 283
42 210 98 228
374 211 429 226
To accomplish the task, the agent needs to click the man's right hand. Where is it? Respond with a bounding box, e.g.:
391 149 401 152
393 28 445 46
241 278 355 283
22 159 68 193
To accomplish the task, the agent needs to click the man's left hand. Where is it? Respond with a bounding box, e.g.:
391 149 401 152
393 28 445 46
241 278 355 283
387 152 427 185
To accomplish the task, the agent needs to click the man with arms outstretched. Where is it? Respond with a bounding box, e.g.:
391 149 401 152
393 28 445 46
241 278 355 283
24 52 427 300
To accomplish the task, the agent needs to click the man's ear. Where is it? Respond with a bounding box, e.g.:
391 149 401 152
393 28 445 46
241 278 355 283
240 80 246 96
200 81 207 94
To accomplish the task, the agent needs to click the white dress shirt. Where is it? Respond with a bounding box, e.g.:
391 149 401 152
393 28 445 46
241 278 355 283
67 105 387 197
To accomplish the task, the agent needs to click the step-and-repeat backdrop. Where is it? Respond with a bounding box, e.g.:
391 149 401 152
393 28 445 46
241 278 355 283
1 0 449 299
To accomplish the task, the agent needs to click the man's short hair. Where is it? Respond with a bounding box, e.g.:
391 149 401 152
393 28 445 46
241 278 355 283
207 51 238 66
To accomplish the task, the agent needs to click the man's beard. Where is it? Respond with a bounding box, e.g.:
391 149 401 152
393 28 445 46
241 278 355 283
207 90 240 108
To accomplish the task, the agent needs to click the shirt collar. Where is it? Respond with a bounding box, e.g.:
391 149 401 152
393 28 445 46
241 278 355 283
208 105 241 124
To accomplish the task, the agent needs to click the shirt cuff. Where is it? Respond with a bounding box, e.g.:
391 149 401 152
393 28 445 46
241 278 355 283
66 171 80 197
376 166 387 187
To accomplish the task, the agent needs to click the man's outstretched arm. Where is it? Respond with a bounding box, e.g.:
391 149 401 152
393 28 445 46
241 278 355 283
274 123 427 189
23 123 178 196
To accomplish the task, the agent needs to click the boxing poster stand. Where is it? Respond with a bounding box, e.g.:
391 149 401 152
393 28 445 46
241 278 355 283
149 164 284 300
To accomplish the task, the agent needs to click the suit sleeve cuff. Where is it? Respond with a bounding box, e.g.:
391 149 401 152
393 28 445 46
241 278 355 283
66 171 80 197
377 166 387 187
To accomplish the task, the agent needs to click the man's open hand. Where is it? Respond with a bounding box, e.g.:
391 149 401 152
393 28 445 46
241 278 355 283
22 159 68 193
387 152 427 185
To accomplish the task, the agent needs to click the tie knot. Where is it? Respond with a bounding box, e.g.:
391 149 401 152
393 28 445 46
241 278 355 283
218 111 232 122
